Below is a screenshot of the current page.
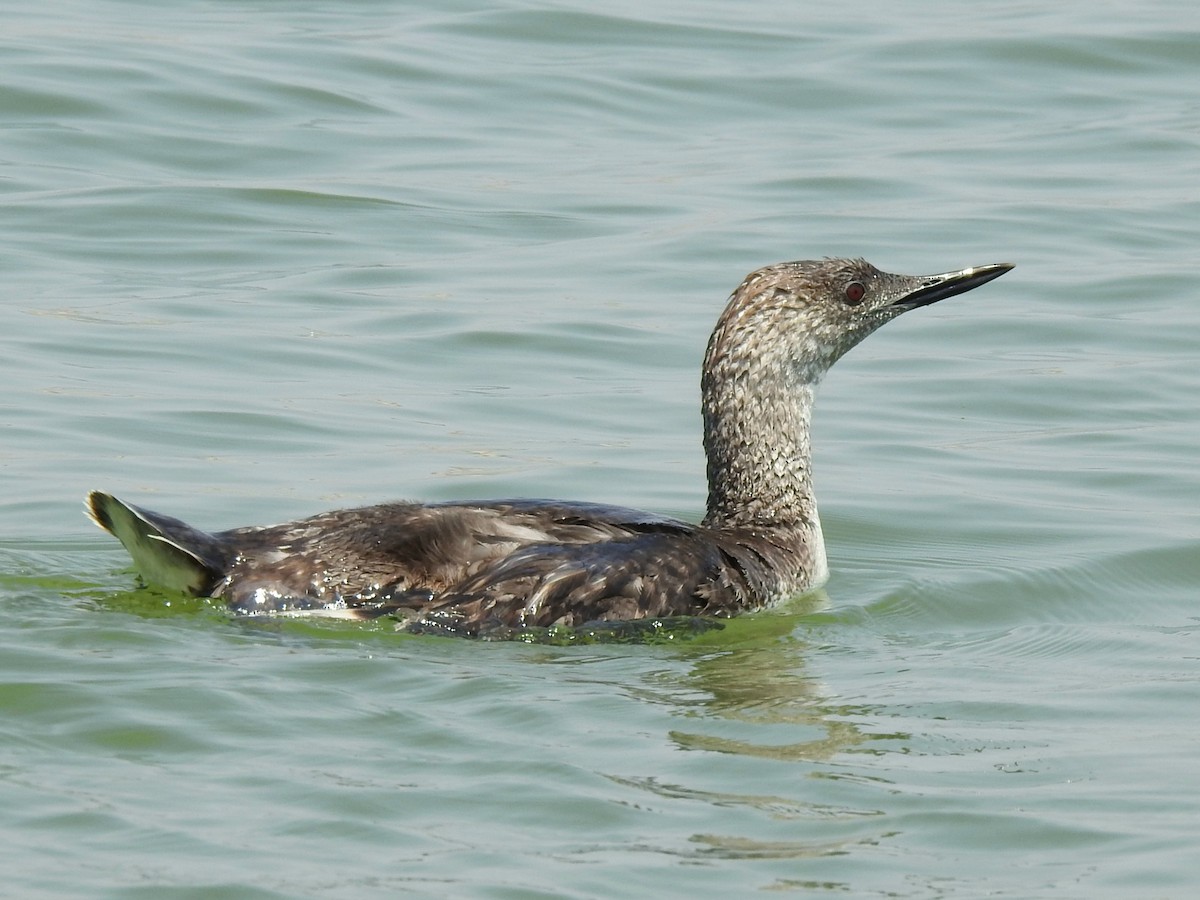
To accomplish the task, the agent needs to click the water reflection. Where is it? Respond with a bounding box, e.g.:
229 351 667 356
610 592 894 868
662 591 872 762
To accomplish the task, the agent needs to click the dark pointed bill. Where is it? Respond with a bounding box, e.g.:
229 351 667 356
892 263 1014 311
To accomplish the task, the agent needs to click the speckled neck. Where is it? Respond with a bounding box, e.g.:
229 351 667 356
699 337 822 532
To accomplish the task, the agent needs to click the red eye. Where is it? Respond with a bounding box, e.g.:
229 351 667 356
844 281 866 305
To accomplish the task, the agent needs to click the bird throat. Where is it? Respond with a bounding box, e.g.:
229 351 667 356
701 380 819 531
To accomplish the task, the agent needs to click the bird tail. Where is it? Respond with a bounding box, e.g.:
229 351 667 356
85 491 231 595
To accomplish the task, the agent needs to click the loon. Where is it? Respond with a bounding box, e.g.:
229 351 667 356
87 257 1012 636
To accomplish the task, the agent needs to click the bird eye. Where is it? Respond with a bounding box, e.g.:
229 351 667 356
844 281 866 305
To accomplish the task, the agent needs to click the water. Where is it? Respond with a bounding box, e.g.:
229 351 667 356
3 0 1198 895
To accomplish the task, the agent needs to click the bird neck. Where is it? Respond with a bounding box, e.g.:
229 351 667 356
700 368 821 532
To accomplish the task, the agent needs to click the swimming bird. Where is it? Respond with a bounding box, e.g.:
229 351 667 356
87 257 1012 636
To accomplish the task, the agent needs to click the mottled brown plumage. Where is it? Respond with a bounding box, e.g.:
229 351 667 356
87 257 1012 637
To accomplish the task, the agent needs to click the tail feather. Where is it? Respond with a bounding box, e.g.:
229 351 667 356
86 491 232 595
